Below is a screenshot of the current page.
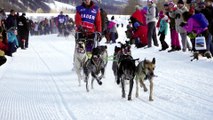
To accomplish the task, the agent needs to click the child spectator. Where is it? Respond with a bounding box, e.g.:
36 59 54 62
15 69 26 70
158 11 169 51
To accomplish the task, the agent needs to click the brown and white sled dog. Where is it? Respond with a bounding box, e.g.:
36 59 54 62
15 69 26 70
135 58 156 101
74 40 88 86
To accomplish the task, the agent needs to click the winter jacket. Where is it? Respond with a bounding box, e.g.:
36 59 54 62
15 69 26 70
57 14 66 24
146 4 157 24
132 26 148 45
75 1 102 33
183 17 207 35
175 5 188 33
108 20 117 33
159 16 169 35
7 31 19 46
17 15 28 39
131 9 144 25
6 14 17 30
168 7 178 29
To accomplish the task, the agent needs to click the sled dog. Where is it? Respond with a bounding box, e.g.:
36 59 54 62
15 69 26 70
117 54 138 100
74 40 88 86
191 51 212 61
83 47 105 92
135 58 156 101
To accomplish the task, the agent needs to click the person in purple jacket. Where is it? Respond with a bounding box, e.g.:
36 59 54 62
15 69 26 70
57 11 66 36
181 11 213 55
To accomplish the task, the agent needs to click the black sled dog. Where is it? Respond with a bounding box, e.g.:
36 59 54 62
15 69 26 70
117 54 138 100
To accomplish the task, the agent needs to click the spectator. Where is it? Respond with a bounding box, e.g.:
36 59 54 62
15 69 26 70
132 22 148 48
181 11 213 55
17 13 28 49
167 1 181 52
57 11 66 36
158 11 169 51
75 0 102 55
108 16 117 43
146 0 159 47
175 0 191 52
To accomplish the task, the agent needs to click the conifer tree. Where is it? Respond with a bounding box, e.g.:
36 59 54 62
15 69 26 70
123 0 140 15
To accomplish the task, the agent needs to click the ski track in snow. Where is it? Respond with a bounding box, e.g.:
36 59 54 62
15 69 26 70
0 26 213 120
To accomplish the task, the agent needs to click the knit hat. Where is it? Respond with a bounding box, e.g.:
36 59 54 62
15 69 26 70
164 3 169 7
133 22 140 29
159 10 164 18
168 1 175 7
177 0 184 4
135 5 141 10
111 16 114 20
22 13 26 16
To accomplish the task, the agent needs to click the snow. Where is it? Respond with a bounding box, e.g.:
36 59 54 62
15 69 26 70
44 0 75 12
0 15 213 120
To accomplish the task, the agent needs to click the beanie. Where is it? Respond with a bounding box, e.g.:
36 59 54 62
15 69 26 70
111 16 114 20
159 10 164 18
133 22 140 29
177 0 184 4
168 1 175 7
164 3 169 7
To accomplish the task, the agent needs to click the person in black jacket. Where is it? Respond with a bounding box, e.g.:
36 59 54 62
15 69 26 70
17 13 28 49
6 9 17 30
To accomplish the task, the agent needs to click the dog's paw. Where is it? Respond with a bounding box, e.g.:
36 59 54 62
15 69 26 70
144 88 148 92
135 93 139 98
128 96 132 101
98 81 102 85
149 97 154 101
116 80 120 85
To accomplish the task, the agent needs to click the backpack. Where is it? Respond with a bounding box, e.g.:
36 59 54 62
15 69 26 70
155 7 159 18
192 13 209 29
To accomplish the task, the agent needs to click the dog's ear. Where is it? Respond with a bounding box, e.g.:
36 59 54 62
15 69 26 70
152 58 156 64
144 58 148 64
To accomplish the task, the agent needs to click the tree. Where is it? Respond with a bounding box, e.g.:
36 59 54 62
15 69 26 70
123 0 140 15
36 8 44 13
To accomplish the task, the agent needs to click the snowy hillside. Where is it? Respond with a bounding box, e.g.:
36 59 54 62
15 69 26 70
45 1 75 12
0 15 213 120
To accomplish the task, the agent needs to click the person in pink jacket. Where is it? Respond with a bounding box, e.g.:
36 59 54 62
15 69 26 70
107 16 117 43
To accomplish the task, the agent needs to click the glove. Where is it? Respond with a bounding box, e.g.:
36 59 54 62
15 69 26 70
180 22 186 27
77 25 83 32
187 32 197 39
